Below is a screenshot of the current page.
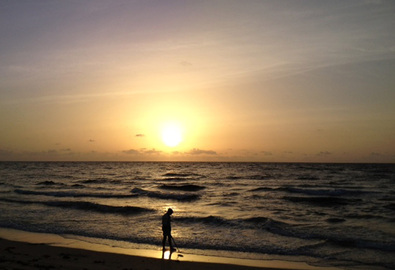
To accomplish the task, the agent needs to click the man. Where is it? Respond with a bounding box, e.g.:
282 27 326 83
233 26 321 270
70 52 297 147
162 208 176 251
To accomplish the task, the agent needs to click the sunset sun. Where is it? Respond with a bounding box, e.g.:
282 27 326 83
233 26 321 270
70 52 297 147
161 122 183 147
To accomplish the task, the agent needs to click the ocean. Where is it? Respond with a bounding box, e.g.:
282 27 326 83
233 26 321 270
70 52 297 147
0 162 394 269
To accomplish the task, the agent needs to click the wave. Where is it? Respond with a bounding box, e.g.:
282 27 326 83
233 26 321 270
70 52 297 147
173 215 311 244
243 216 292 232
250 187 277 192
244 216 270 224
284 187 369 196
71 184 85 188
162 172 199 177
14 189 137 199
37 181 60 185
283 195 361 206
78 179 110 184
0 198 152 215
46 201 152 215
175 215 289 230
2 219 393 270
243 216 395 253
384 203 395 211
324 236 395 252
345 213 384 220
250 186 364 197
0 221 269 258
160 172 206 182
130 188 200 201
226 176 242 180
160 177 190 181
36 181 86 189
158 184 205 192
325 218 346 223
296 175 320 180
246 174 271 180
176 215 235 226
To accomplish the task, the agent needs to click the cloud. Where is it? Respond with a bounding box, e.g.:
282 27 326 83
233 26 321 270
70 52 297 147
187 148 217 155
135 134 145 137
142 148 162 155
88 139 95 143
261 151 273 156
122 148 162 155
317 151 332 156
0 149 13 156
180 61 193 67
369 152 382 157
122 149 140 155
365 152 394 162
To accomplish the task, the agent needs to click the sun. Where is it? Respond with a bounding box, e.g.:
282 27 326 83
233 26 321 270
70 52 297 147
161 122 183 147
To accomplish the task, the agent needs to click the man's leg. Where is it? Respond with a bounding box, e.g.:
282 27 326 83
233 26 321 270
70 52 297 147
169 235 173 250
162 234 167 250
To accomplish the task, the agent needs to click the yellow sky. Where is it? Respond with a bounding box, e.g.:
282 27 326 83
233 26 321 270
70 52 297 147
0 1 394 162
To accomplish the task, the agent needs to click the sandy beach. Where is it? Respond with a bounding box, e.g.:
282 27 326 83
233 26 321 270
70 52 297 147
0 237 269 270
0 229 342 270
0 237 316 270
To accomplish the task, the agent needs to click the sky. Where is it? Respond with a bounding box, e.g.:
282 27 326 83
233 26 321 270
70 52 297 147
0 0 394 162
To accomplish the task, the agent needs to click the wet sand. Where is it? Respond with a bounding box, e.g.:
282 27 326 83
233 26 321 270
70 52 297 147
0 237 270 270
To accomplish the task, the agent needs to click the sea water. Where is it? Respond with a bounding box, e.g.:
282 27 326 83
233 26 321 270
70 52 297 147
0 162 394 269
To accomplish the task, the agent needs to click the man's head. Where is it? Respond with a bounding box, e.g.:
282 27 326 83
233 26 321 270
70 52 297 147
167 208 173 215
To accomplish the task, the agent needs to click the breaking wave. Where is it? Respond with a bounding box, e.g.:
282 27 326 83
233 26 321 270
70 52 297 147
158 184 205 192
131 188 200 201
14 189 137 199
0 198 153 215
37 181 62 186
176 215 234 226
283 195 361 206
284 187 370 196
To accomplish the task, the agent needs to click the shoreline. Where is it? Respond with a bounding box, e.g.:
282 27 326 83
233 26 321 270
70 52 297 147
0 228 342 270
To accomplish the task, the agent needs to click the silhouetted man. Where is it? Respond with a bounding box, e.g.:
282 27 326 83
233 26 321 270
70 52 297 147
162 208 175 251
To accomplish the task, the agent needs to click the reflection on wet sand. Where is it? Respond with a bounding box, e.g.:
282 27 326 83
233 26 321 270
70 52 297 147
162 249 173 260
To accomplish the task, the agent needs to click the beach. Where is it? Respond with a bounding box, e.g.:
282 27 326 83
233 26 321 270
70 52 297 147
2 237 262 270
1 237 267 270
0 228 343 270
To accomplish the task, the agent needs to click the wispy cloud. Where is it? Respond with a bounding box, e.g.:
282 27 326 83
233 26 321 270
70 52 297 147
369 152 382 157
122 148 216 156
143 149 162 155
122 148 162 155
317 151 332 157
186 148 217 155
122 149 140 155
0 149 13 156
180 60 193 67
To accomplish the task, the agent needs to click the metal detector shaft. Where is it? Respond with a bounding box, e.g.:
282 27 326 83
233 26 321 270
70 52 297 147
171 236 180 251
